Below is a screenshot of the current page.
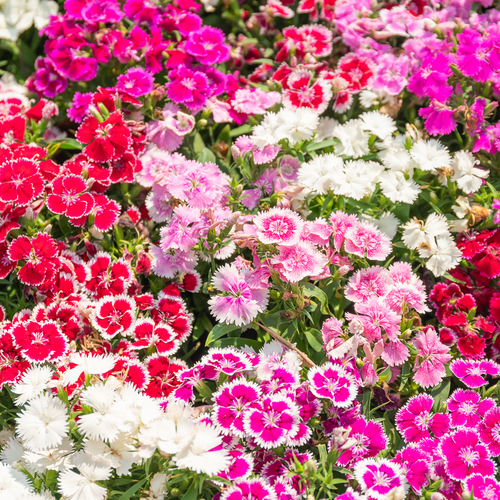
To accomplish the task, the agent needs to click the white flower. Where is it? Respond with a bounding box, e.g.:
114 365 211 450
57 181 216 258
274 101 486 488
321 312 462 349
174 423 229 476
154 417 197 455
62 352 117 387
451 195 471 219
15 394 68 451
275 108 319 144
297 154 344 195
145 473 168 500
360 111 397 140
451 150 489 194
251 112 282 148
315 117 339 141
58 452 111 500
0 463 33 498
12 366 53 405
23 437 74 473
382 150 416 175
410 139 451 172
0 437 25 469
334 160 378 200
333 119 370 158
379 171 420 204
449 219 469 233
418 235 462 276
0 72 28 108
164 400 193 422
401 213 450 250
84 436 137 476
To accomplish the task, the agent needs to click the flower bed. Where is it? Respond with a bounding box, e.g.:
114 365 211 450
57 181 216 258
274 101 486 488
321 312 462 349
0 0 500 499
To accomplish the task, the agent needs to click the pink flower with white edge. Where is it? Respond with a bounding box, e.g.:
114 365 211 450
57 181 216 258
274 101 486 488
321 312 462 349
393 446 430 495
208 264 269 326
272 242 328 283
336 488 365 500
213 380 261 437
253 207 304 246
447 389 495 428
221 478 277 500
439 428 495 481
354 458 407 500
203 348 252 376
301 218 333 246
395 394 450 443
345 266 392 303
307 362 357 407
218 448 254 482
450 359 500 388
479 407 500 457
464 474 500 500
329 211 358 250
91 295 136 339
243 394 300 449
344 221 391 261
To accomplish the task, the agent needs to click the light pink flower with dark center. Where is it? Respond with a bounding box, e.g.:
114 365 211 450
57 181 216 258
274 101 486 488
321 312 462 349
450 359 500 388
243 394 299 449
395 394 450 443
307 362 357 407
439 428 495 481
354 458 407 500
254 207 304 246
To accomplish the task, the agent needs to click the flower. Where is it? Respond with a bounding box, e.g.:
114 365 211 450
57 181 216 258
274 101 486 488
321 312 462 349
360 111 396 140
447 389 494 428
222 479 277 500
344 221 391 261
46 175 94 220
0 463 33 497
185 26 230 65
15 394 68 451
451 151 489 194
166 65 209 112
464 474 500 500
308 363 357 407
412 329 451 388
450 359 500 388
116 67 154 97
354 458 407 500
333 120 370 158
272 242 328 282
283 70 332 114
91 295 136 339
254 207 304 246
11 366 53 405
402 214 450 250
410 139 451 172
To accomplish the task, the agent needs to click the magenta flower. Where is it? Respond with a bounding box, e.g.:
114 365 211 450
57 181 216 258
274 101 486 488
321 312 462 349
354 458 407 500
49 39 98 82
447 389 495 428
393 446 430 495
336 489 364 500
185 26 230 65
307 362 357 407
450 359 500 388
213 380 261 436
166 65 209 111
457 29 500 83
254 207 304 246
67 92 93 123
272 242 328 283
116 67 154 97
221 479 276 500
439 428 495 481
419 85 457 136
412 328 451 388
33 57 67 98
243 395 299 449
344 221 391 261
208 264 269 326
80 0 124 24
407 53 452 98
395 394 450 443
464 474 500 500
479 407 500 456
336 416 387 467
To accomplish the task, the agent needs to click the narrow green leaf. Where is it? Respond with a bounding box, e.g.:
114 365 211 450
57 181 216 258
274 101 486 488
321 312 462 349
119 477 148 500
305 329 323 352
206 323 240 346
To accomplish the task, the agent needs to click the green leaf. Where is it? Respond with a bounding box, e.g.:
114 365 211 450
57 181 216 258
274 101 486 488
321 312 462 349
306 138 337 152
305 329 323 352
431 379 451 411
181 481 198 500
211 337 263 350
443 272 466 284
206 323 240 346
302 283 329 315
118 477 149 500
55 138 83 150
229 124 252 137
197 147 216 164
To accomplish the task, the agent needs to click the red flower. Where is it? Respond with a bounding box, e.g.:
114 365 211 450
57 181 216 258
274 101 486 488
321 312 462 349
131 319 181 355
91 295 136 339
144 354 187 399
105 357 149 389
335 54 375 93
108 150 140 183
133 292 154 310
0 149 44 206
0 332 30 387
0 116 25 143
76 111 131 162
282 70 332 114
85 253 133 299
8 233 60 286
45 303 82 341
93 195 120 231
47 174 94 219
10 320 68 363
457 333 486 359
151 294 193 343
0 202 25 242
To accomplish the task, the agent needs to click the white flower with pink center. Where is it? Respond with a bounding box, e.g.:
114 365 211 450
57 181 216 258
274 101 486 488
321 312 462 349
272 242 328 283
354 458 407 500
213 380 261 437
307 363 357 407
243 394 299 449
344 221 391 261
253 207 304 246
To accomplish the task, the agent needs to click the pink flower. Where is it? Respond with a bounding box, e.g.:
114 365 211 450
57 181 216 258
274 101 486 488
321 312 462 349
131 319 180 355
116 67 154 97
301 218 333 247
464 474 500 500
203 348 251 376
221 479 276 500
345 266 392 302
166 65 209 111
395 394 450 443
447 389 495 428
307 362 357 407
243 394 299 448
232 89 281 115
419 85 457 136
479 407 500 456
272 242 328 283
393 446 430 495
329 211 358 250
336 416 387 467
208 264 269 326
354 458 407 500
185 26 230 65
450 359 500 388
254 207 304 246
381 340 409 367
412 329 451 388
344 221 391 261
67 92 93 123
439 428 495 481
33 57 67 98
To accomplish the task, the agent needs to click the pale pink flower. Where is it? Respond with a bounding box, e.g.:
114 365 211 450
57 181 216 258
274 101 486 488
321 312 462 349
254 207 304 246
272 242 328 282
381 340 409 366
232 88 282 115
344 221 391 260
329 211 358 250
345 266 392 302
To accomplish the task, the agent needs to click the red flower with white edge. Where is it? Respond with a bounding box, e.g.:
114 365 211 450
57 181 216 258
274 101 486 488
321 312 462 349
0 332 30 386
151 294 193 343
266 0 294 18
0 116 25 143
108 150 140 183
105 357 149 390
0 202 25 242
144 354 187 399
283 70 332 114
131 318 181 355
93 194 121 231
46 174 94 220
177 270 202 292
0 151 44 206
85 252 133 299
0 242 16 279
76 111 131 163
91 295 136 339
335 54 375 93
46 303 82 341
10 320 68 363
8 233 60 286
282 25 332 59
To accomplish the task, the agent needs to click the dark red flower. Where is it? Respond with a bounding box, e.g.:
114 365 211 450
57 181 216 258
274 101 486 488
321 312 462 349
0 116 25 143
457 333 486 359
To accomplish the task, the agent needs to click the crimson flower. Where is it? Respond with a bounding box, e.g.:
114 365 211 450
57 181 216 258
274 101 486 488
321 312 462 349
47 174 94 219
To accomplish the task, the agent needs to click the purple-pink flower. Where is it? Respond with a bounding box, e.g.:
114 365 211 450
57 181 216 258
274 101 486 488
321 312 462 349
479 407 500 457
166 65 209 111
464 474 500 500
450 359 500 388
221 479 276 500
116 67 154 97
447 389 495 428
185 26 231 65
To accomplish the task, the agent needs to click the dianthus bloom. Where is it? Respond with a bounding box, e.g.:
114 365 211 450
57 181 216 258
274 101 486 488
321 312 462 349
344 221 391 260
116 67 154 97
272 243 328 283
450 359 500 388
412 329 451 388
208 264 269 326
354 458 407 500
185 26 230 65
222 479 276 500
253 207 304 246
166 65 209 111
307 363 357 407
